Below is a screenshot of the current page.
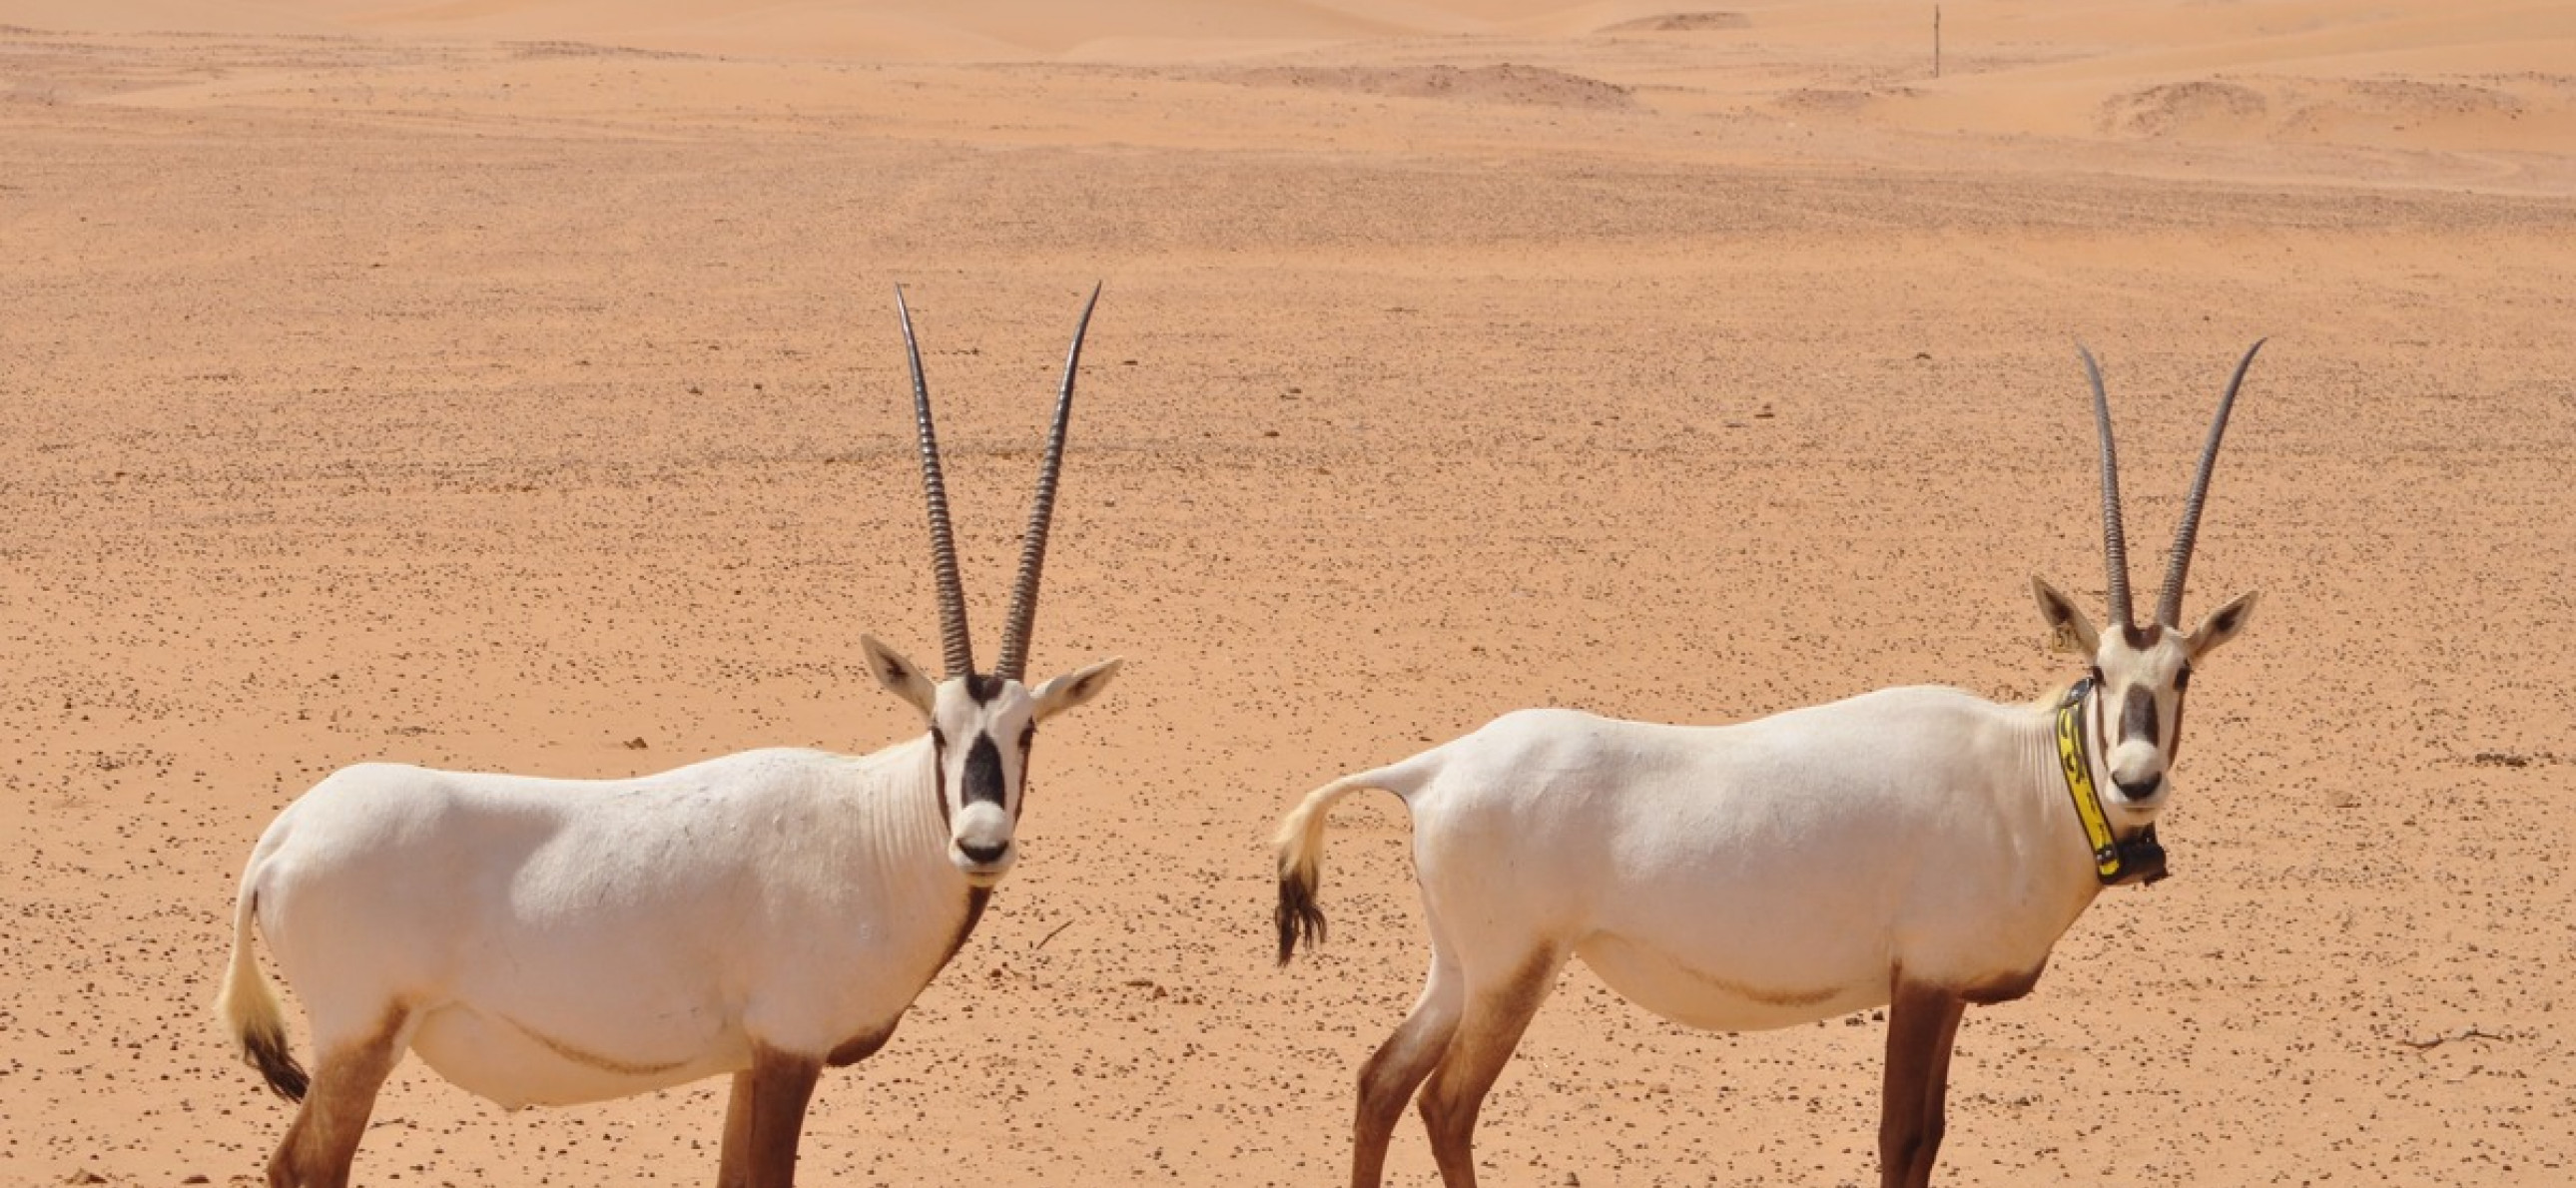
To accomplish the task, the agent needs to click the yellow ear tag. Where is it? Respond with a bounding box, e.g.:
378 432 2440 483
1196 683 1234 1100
2049 623 2081 653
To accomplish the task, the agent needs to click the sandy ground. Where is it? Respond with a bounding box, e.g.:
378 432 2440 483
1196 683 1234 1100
3 1 2573 1184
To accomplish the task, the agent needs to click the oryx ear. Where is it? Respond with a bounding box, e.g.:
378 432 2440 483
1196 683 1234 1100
2032 575 2100 655
2186 590 2259 660
1031 657 1122 723
862 635 938 716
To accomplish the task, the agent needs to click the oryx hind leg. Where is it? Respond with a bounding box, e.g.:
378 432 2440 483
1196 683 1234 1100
1416 945 1568 1188
267 1006 415 1188
1351 950 1465 1188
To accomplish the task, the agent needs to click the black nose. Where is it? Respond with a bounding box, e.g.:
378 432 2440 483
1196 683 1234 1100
2113 774 2164 802
959 841 1008 865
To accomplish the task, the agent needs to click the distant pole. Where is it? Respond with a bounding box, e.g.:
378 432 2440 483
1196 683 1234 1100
1933 6 1943 79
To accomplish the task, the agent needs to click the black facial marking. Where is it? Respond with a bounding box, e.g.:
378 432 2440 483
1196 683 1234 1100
2090 680 2108 751
2120 622 2165 650
1013 727 1034 822
966 673 1005 704
2122 685 2160 748
930 728 951 825
963 734 1006 808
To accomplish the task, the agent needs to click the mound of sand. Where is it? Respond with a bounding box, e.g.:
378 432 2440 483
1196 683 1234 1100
1599 11 1750 34
2102 79 2271 139
1216 63 1634 109
2087 72 2575 155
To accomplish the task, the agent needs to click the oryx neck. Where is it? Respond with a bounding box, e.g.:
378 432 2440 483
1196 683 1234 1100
848 735 969 891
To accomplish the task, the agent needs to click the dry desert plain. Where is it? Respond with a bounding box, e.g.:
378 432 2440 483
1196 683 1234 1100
3 1 2573 1185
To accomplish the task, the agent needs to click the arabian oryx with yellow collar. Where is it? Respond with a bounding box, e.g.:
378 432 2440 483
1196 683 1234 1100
1276 342 2266 1188
218 287 1121 1188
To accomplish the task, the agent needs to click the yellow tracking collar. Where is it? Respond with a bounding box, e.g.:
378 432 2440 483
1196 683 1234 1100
2055 679 2168 887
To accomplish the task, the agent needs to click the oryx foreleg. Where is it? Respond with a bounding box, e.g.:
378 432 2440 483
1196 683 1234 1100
1879 980 1969 1188
716 1045 823 1188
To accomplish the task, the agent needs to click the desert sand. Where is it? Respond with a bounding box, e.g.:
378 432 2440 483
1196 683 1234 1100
3 0 2571 1184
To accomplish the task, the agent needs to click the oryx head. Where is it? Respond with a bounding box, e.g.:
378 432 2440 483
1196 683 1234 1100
2032 342 2263 821
862 286 1122 889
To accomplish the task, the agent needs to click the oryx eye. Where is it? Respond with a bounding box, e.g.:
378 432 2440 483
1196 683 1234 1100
931 727 948 752
1018 725 1036 750
2088 666 2105 686
2174 666 2194 691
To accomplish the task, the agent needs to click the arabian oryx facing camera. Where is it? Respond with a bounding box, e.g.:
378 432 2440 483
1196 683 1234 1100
1277 343 2267 1188
218 287 1121 1188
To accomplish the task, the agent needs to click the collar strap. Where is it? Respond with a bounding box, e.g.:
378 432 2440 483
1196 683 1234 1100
2054 678 2169 887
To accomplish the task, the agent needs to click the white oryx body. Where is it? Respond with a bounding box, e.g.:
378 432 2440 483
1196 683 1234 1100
230 744 972 1111
1408 689 2097 1033
1278 342 2269 1188
218 286 1121 1188
1275 685 2101 1066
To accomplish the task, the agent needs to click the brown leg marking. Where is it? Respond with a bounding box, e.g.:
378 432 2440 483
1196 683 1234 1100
1960 958 2047 1006
1879 980 1968 1188
826 1020 897 1069
266 1007 409 1188
1907 995 1968 1188
717 1069 757 1188
1350 967 1463 1188
1417 948 1565 1188
715 1044 823 1188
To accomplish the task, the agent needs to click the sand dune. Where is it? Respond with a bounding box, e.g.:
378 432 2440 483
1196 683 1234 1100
1848 1 2576 158
1215 62 1634 109
4 1 2573 1186
11 0 2564 165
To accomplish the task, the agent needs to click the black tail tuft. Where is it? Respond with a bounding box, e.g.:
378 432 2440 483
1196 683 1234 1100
245 1019 310 1103
1274 871 1328 966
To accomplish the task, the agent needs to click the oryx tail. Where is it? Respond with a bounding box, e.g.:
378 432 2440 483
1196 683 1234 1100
1272 755 1442 965
216 872 310 1102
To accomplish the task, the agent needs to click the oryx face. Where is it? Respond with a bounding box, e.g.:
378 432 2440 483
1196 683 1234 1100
2032 339 2267 821
2033 588 2257 815
932 676 1032 884
864 639 1122 887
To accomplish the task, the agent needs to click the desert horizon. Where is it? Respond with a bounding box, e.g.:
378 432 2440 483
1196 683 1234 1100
3 1 2570 1185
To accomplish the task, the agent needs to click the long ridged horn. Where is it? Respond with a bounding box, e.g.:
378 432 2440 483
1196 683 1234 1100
897 286 975 678
2077 342 2135 629
994 283 1101 683
2155 339 2265 626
